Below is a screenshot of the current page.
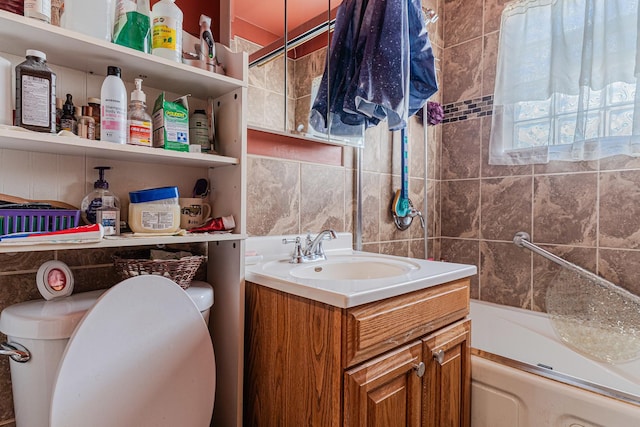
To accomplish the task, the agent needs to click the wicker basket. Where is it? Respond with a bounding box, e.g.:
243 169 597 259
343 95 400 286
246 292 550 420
113 250 204 289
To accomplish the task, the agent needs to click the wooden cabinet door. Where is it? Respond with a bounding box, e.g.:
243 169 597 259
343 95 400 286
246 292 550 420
422 319 471 427
344 342 424 427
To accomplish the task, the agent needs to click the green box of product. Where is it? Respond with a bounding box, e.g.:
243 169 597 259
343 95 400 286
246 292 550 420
152 93 189 152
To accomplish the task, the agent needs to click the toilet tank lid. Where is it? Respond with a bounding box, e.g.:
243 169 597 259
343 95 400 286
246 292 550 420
0 289 106 340
183 281 214 312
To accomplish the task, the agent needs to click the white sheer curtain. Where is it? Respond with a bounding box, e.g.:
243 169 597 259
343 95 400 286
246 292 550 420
489 0 640 165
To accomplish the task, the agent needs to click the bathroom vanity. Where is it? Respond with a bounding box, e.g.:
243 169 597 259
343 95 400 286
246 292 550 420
244 234 476 427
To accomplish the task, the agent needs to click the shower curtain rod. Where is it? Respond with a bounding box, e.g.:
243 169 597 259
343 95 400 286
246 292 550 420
513 231 640 302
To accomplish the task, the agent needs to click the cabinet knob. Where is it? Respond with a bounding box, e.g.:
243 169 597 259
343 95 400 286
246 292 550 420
433 349 445 365
413 362 426 378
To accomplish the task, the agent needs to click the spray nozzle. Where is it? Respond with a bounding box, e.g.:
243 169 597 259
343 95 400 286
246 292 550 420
199 14 211 27
131 78 146 103
94 166 111 190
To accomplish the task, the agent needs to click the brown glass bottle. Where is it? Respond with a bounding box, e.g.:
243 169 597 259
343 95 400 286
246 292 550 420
15 49 56 133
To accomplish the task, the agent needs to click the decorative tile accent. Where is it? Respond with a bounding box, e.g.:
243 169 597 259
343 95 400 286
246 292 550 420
442 95 493 124
480 241 532 309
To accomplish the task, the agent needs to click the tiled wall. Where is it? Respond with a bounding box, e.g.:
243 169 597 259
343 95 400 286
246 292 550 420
439 0 640 311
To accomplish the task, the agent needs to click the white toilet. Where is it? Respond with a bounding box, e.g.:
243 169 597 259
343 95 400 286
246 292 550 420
0 272 216 427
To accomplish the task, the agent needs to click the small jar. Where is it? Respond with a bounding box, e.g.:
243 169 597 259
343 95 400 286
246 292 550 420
78 106 96 140
87 97 101 140
128 186 180 233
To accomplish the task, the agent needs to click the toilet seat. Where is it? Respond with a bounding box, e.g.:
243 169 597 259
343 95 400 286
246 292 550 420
50 275 215 427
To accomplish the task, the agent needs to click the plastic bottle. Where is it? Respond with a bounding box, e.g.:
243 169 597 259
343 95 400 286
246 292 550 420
80 166 121 236
151 0 182 62
15 49 56 133
100 66 127 144
24 0 51 23
127 78 152 146
61 0 115 42
0 55 12 126
60 94 78 134
113 0 151 53
199 15 215 65
96 194 120 236
189 109 210 152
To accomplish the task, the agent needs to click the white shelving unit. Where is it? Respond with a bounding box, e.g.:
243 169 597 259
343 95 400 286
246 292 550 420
0 11 247 427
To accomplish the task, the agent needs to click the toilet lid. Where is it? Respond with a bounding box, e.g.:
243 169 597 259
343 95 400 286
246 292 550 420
50 276 215 427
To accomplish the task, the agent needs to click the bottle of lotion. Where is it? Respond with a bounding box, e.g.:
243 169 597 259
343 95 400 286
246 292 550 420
100 66 127 144
127 78 152 146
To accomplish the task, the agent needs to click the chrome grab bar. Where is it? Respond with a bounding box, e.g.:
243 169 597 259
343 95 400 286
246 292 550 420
1 341 30 363
513 231 639 302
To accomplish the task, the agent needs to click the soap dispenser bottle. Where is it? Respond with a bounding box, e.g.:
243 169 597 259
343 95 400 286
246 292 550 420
81 166 121 236
127 77 152 146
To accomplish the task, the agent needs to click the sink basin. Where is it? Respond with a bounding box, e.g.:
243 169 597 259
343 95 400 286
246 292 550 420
290 256 418 280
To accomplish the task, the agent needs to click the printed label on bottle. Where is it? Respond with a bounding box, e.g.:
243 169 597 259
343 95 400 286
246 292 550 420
141 210 175 230
24 0 52 21
97 210 118 235
101 102 126 138
152 16 178 50
21 75 50 127
128 119 152 146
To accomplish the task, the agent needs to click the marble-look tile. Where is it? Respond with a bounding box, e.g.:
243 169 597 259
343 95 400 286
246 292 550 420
263 56 285 94
422 0 443 48
0 354 14 423
531 245 597 312
443 0 483 47
533 159 597 174
482 32 498 97
234 36 262 55
361 171 381 244
247 86 267 128
598 249 640 297
344 166 355 236
533 174 597 246
599 154 640 171
409 239 426 260
441 238 479 298
480 241 532 308
481 116 533 178
294 94 311 134
263 92 286 132
600 170 640 249
409 178 426 240
248 64 266 90
286 96 296 132
362 125 385 174
440 179 480 238
58 246 122 266
442 118 481 180
300 164 345 233
426 179 440 239
246 156 300 236
361 242 380 254
427 237 441 261
0 273 41 311
293 49 326 99
72 266 123 293
409 115 426 179
484 0 510 34
379 174 404 242
480 176 532 241
380 240 409 258
0 251 53 273
426 124 441 180
442 38 483 105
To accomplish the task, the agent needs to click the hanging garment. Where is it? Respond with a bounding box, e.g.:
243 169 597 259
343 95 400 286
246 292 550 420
309 0 438 135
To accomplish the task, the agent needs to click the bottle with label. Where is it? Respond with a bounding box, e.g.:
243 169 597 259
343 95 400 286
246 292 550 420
60 93 78 134
199 15 215 66
80 166 121 236
127 78 152 146
24 0 51 23
78 106 96 140
100 66 127 144
151 0 182 62
189 109 210 152
96 194 120 236
61 0 115 41
88 97 101 139
15 49 56 133
113 0 151 53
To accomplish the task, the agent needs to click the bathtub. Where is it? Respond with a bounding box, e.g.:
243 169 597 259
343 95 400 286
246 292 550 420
470 300 640 427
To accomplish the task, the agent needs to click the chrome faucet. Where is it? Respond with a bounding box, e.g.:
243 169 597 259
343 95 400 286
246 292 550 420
283 229 337 263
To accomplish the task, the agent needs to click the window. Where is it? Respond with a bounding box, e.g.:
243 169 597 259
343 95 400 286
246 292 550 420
489 0 640 165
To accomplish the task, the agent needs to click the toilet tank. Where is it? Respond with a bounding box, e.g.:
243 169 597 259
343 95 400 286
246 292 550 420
0 281 213 427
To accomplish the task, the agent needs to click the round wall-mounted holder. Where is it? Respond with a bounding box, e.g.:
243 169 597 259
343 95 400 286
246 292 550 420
36 260 75 300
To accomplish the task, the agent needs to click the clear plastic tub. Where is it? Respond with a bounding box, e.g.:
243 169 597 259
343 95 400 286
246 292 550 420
128 186 180 233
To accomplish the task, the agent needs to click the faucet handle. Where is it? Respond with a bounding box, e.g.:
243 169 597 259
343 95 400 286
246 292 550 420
282 236 304 263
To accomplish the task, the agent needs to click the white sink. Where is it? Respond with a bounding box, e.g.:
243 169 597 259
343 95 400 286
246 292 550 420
245 233 477 308
290 256 419 280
